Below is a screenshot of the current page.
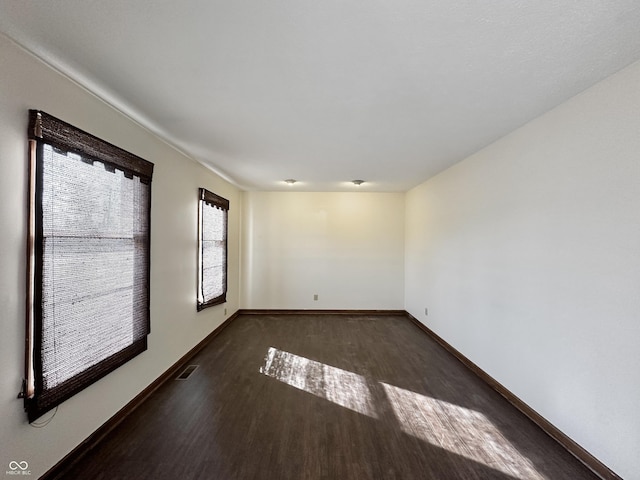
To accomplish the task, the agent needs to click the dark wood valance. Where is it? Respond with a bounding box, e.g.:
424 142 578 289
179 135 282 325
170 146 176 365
29 110 154 182
200 187 230 210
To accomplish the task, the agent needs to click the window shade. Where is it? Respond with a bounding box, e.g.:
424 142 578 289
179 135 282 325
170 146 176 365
198 188 229 310
26 110 153 422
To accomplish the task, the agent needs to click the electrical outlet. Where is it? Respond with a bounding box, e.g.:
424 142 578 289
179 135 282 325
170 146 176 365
313 294 318 301
424 307 428 316
224 308 227 315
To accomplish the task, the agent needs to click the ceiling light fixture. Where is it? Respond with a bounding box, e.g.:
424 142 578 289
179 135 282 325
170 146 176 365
351 179 364 186
284 179 297 185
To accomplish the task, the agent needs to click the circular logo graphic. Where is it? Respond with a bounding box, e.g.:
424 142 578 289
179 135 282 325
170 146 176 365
8 461 29 471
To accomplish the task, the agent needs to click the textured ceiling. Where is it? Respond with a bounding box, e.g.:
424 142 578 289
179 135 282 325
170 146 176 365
2 1 640 191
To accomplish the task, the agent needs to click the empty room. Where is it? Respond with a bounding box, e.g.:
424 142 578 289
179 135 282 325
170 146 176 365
1 2 639 479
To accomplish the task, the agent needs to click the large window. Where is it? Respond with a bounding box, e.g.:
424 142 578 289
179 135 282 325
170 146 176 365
25 110 153 422
197 188 229 310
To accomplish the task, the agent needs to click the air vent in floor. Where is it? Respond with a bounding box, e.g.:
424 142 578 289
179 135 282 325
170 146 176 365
176 365 199 380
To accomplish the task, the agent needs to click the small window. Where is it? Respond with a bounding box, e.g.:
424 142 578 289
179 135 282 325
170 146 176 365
25 110 153 422
197 188 229 310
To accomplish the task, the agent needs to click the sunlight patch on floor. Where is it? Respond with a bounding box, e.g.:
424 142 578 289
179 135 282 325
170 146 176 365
259 347 377 417
259 347 546 479
380 382 546 480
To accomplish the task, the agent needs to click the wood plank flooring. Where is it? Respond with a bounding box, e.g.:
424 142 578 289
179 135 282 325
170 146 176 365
61 314 600 479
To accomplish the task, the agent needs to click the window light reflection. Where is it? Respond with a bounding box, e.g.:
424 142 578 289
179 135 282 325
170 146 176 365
259 347 545 480
380 383 545 480
259 347 377 418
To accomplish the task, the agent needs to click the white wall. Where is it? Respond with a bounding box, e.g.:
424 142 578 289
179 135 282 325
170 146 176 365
242 191 404 310
405 59 640 479
0 34 241 477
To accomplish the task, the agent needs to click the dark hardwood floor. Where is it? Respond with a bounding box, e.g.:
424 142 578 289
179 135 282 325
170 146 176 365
61 314 599 479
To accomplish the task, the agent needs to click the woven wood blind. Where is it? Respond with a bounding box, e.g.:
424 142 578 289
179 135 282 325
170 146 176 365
198 188 228 310
26 110 153 422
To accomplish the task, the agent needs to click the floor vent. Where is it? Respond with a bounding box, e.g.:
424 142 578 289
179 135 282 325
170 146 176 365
176 365 199 380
